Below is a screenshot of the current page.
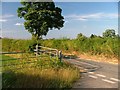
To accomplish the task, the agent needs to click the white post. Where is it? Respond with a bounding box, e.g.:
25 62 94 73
58 50 62 62
36 44 38 56
56 50 58 59
50 50 51 59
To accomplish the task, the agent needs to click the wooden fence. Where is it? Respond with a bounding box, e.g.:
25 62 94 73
0 45 62 65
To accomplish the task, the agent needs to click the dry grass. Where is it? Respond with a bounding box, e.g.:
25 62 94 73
63 51 118 65
3 67 80 88
2 54 80 88
78 53 118 64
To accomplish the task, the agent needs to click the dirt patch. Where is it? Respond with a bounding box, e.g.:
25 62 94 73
63 51 118 65
78 53 118 65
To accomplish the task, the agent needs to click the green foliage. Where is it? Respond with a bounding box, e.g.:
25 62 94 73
2 38 36 52
90 34 98 38
2 29 119 58
41 33 118 58
2 70 17 88
77 33 87 41
17 1 64 40
103 29 116 38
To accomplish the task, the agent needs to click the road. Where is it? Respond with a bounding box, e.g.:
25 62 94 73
64 58 119 88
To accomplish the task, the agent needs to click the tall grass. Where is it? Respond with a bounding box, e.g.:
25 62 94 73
3 67 79 88
2 54 80 88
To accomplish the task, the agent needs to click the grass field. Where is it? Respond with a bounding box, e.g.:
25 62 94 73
2 54 80 88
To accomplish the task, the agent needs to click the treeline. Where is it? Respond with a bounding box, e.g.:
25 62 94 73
2 29 119 58
42 37 118 58
42 29 119 58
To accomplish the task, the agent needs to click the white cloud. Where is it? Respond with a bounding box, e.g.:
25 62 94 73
0 14 14 19
81 13 103 19
65 14 87 21
65 13 118 21
0 14 14 22
0 19 7 22
15 23 23 26
78 18 87 21
105 13 118 19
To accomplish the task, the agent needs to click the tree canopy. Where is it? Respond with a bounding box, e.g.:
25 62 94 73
76 33 87 41
17 1 64 40
90 34 98 38
103 29 116 38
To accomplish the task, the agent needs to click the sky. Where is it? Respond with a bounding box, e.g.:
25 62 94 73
0 2 118 39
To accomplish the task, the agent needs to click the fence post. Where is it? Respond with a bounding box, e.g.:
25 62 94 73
50 49 51 60
36 44 39 56
58 50 62 62
56 50 58 59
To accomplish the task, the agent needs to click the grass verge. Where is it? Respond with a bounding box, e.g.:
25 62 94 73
2 54 80 88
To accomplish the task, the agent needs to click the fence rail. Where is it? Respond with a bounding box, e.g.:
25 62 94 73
0 46 64 73
35 45 62 61
1 45 62 62
0 52 25 54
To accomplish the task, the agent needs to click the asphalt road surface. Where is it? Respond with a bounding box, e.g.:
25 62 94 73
64 58 119 88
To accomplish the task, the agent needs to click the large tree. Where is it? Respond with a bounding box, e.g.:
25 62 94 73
17 1 64 40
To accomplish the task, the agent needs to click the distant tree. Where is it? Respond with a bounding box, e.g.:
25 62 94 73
17 1 64 42
103 29 116 38
97 36 102 38
77 33 84 38
77 33 86 41
90 34 97 38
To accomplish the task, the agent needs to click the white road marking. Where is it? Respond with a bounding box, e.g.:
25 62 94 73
89 75 98 79
110 78 120 82
96 74 106 78
88 72 94 74
102 79 116 84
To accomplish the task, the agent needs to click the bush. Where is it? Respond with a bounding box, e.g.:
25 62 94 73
41 36 118 58
2 38 37 52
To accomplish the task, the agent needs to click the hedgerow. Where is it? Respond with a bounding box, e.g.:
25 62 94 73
2 33 119 58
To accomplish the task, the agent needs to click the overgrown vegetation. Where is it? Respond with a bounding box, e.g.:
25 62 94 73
2 29 119 58
42 29 119 58
2 38 34 52
2 54 80 88
42 36 119 58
